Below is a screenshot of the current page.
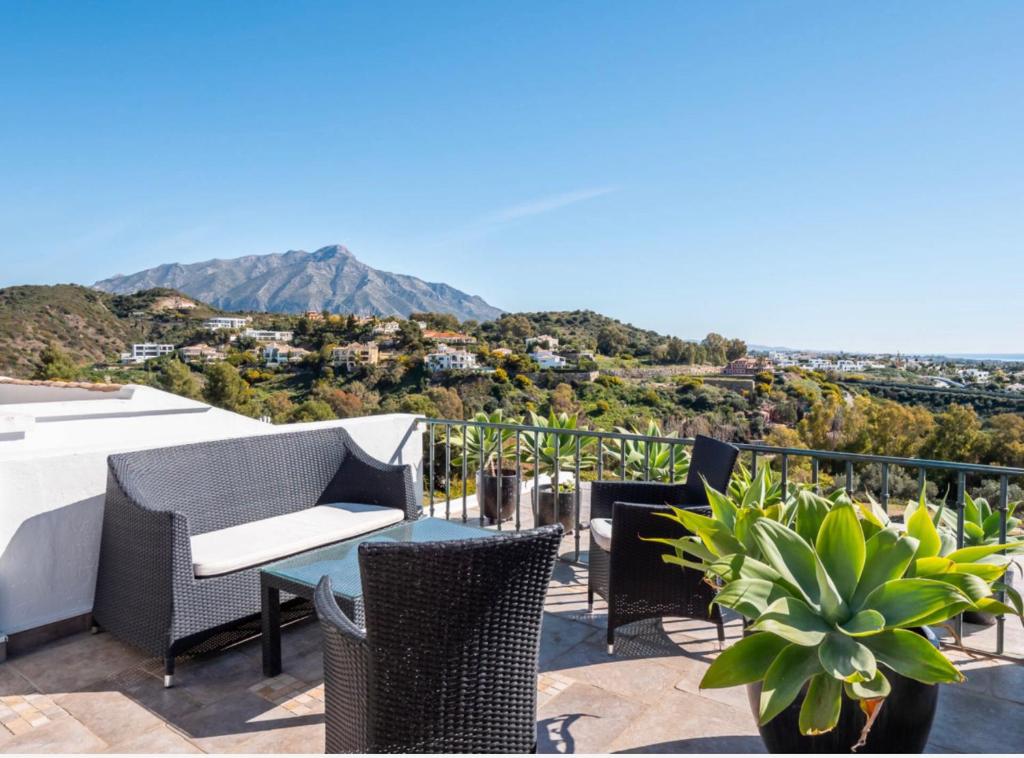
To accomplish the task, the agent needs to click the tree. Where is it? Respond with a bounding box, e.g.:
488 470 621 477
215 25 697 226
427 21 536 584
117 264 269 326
426 387 464 419
985 413 1024 467
548 383 578 415
410 311 459 331
398 393 441 416
311 383 363 418
263 392 296 424
701 333 728 365
33 343 78 381
203 362 258 416
921 403 982 464
725 338 748 362
862 398 934 458
290 399 336 422
496 314 533 342
597 325 628 357
156 358 201 399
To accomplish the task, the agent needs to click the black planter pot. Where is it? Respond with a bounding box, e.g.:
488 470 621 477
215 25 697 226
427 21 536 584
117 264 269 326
537 486 576 533
746 628 940 753
479 469 518 523
963 610 997 626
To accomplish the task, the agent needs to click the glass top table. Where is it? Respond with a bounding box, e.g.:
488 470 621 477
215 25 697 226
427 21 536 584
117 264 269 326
259 516 492 676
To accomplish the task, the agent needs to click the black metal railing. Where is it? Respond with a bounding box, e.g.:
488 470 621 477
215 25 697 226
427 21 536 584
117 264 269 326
416 416 1024 659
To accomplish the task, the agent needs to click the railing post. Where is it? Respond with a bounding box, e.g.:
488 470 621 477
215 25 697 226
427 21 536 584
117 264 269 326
597 436 604 481
461 422 468 523
780 454 788 498
918 467 926 499
444 423 451 520
811 458 819 494
533 430 540 520
669 444 676 484
880 463 890 515
751 450 758 476
514 432 522 532
996 475 1009 655
845 461 853 498
428 423 435 518
553 435 561 535
574 437 582 561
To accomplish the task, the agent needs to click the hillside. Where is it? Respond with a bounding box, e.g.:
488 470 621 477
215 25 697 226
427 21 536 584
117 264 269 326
94 244 504 322
0 285 221 377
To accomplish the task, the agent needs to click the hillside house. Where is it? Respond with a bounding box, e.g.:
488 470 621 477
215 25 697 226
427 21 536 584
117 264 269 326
426 345 478 372
262 343 310 366
244 328 294 343
723 357 772 375
372 320 400 336
203 316 250 330
331 342 380 371
530 349 567 370
526 334 559 350
179 343 224 363
120 344 175 364
423 330 476 346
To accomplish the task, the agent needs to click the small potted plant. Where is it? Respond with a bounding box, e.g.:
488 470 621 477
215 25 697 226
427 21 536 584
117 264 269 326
657 485 1024 753
452 410 520 523
538 479 577 533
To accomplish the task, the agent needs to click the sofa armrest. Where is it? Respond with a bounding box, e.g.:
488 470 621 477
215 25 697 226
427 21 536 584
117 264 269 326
321 440 420 521
589 481 689 521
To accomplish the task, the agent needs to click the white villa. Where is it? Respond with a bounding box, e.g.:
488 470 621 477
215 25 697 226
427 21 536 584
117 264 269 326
530 349 567 370
120 343 175 364
262 343 310 366
245 328 294 343
425 345 478 372
526 334 559 350
203 316 251 330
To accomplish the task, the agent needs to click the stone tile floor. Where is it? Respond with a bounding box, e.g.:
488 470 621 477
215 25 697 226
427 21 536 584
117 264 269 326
1 541 1023 753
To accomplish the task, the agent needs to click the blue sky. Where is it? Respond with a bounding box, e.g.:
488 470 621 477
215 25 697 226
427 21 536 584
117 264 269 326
2 2 1022 353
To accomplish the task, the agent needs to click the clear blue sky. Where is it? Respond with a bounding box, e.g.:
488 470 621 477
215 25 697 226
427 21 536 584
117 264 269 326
2 2 1022 354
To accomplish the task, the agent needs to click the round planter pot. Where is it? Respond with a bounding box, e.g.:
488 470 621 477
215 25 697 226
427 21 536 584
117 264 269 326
537 486 576 533
962 610 997 626
746 628 940 753
478 469 518 523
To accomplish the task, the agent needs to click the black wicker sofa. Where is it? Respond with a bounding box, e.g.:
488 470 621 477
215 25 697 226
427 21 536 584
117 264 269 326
93 426 419 686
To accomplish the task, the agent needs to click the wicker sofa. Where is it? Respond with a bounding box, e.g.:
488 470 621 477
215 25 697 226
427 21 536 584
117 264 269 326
93 427 419 686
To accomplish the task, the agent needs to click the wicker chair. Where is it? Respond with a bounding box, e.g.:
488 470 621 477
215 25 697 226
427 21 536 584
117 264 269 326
93 427 418 686
314 525 563 754
588 434 739 651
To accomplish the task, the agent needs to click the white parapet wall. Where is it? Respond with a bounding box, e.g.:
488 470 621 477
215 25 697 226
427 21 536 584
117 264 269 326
0 379 423 641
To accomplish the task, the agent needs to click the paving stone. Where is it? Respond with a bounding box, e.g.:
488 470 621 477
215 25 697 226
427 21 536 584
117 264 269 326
7 633 147 694
54 690 162 746
103 724 202 753
928 682 1024 753
0 714 107 754
537 681 644 754
538 614 604 671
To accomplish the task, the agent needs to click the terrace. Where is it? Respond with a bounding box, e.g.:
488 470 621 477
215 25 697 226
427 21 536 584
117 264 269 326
1 389 1022 753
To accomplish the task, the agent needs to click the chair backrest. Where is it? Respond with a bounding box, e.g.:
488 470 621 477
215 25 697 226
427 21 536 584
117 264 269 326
684 434 740 503
357 525 562 753
107 427 355 534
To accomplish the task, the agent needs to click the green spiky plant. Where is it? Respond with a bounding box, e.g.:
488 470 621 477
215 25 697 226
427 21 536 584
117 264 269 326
657 486 1024 743
604 420 690 482
518 411 597 477
450 410 521 474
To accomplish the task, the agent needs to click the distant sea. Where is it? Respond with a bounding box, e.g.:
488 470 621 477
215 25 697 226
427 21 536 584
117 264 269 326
942 354 1024 362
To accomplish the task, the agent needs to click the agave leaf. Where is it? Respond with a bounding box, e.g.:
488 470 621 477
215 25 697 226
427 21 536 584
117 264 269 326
700 632 790 689
661 554 709 571
707 554 791 588
759 644 823 725
964 522 986 542
963 492 980 525
819 632 877 683
851 531 918 610
839 609 886 637
980 513 1003 539
931 572 994 603
861 630 964 685
793 491 830 545
906 506 942 559
971 597 1021 617
705 486 738 532
993 581 1024 616
816 501 865 603
945 542 1024 563
714 578 793 619
749 596 831 646
799 673 842 736
752 520 822 607
643 535 717 563
844 670 891 700
953 561 1008 582
914 556 956 576
863 578 972 628
858 497 890 530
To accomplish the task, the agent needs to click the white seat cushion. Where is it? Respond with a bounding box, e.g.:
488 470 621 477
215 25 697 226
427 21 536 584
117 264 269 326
190 503 404 577
591 517 612 552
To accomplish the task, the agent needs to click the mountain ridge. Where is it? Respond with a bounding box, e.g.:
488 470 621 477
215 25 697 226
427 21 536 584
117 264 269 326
94 244 504 321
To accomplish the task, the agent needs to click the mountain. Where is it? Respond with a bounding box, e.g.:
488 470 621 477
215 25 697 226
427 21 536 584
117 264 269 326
94 245 504 322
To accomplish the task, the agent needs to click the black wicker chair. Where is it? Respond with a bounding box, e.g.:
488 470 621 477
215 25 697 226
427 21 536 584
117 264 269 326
314 525 563 754
588 434 739 651
93 427 419 686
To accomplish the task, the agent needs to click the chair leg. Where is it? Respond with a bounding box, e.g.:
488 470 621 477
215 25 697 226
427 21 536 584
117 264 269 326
606 624 615 655
716 616 726 649
587 588 594 612
163 655 175 688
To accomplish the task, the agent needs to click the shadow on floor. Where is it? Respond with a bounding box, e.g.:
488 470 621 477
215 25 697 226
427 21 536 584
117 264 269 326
615 735 766 753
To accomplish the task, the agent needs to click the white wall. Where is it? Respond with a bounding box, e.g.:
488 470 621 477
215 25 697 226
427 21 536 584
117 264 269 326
0 385 422 637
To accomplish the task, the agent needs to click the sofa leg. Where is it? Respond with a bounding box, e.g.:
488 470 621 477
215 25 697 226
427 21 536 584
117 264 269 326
90 624 101 635
586 589 594 612
606 626 614 656
163 656 175 688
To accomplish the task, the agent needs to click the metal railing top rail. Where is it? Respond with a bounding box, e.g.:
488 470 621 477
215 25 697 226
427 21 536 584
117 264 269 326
415 417 1024 480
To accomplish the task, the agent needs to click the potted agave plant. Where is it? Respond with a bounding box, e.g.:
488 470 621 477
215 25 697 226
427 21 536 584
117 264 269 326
605 420 690 483
451 410 521 523
519 411 596 533
658 484 1024 753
